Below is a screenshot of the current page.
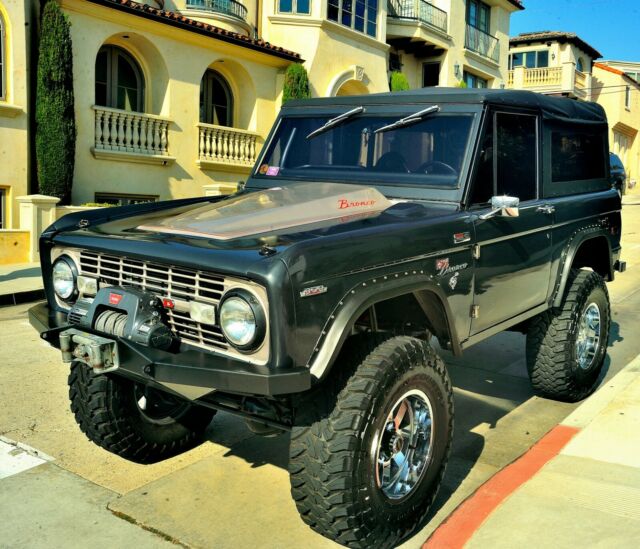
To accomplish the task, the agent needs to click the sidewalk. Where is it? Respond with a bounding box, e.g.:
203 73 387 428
426 353 640 548
0 262 43 306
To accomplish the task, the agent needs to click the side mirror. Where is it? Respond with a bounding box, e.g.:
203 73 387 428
479 195 520 220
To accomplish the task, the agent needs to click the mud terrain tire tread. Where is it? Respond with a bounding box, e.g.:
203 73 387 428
526 269 610 402
289 335 454 548
69 362 214 463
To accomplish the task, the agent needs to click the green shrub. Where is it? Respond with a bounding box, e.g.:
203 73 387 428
36 1 76 205
456 80 468 88
282 63 311 104
390 71 410 92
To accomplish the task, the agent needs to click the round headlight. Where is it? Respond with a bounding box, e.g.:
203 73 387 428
219 291 265 350
52 257 77 301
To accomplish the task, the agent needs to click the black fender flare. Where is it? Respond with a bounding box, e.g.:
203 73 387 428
307 270 459 381
551 227 613 308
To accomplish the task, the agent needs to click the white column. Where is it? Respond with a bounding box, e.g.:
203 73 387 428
16 194 61 262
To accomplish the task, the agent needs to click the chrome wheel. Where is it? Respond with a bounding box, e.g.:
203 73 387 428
373 389 434 500
576 302 601 370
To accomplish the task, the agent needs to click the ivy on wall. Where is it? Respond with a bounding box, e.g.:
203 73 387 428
36 0 76 204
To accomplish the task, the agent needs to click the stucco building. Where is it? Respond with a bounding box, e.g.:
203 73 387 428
0 0 523 231
0 0 38 230
592 61 640 185
506 31 601 100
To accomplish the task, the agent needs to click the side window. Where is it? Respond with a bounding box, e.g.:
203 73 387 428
495 113 537 201
470 112 538 205
551 130 606 183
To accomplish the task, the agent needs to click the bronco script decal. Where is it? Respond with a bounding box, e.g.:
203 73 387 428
435 258 469 276
338 198 376 209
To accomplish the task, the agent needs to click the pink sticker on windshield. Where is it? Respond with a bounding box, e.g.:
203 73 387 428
266 166 280 176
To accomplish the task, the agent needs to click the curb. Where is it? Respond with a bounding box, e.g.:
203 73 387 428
561 353 640 430
0 289 45 308
423 352 640 549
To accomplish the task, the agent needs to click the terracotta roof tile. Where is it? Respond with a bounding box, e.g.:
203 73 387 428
594 62 640 87
510 31 601 60
86 0 302 62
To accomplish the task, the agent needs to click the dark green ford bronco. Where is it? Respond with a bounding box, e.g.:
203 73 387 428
30 89 625 548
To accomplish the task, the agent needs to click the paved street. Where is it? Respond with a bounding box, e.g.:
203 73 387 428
0 203 639 548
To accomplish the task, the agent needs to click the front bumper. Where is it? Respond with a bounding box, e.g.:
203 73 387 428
29 302 310 398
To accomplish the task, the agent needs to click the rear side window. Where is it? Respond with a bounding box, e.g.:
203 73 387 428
552 130 606 182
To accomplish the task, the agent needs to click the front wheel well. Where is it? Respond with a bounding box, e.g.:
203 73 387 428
352 291 454 352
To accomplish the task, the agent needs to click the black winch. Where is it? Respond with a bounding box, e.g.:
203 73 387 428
67 287 174 350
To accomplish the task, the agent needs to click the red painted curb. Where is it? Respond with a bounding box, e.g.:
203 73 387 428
423 424 580 549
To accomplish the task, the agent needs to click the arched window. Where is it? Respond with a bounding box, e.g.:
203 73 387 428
95 45 145 112
200 70 233 127
576 57 585 72
0 13 6 100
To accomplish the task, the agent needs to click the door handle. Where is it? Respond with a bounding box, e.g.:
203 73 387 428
537 204 555 215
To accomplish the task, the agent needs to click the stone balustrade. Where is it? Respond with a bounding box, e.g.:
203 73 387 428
93 106 173 163
198 123 260 170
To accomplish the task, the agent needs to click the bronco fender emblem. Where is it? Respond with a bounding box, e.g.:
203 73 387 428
436 258 468 276
300 285 328 298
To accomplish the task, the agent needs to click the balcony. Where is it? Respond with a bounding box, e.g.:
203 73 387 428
185 0 248 21
197 123 261 172
506 65 592 100
386 0 450 58
465 24 500 64
388 0 448 33
92 106 175 166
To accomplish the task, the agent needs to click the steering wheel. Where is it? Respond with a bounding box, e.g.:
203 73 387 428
416 161 457 176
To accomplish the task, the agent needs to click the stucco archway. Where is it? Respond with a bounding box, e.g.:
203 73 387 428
201 59 257 130
327 67 370 97
100 33 170 115
336 79 369 96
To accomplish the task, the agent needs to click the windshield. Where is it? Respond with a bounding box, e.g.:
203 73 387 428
254 113 475 189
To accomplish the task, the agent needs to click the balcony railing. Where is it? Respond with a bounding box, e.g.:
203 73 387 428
186 0 248 21
509 66 563 87
575 69 587 89
198 123 260 168
388 0 448 33
465 24 499 63
93 106 171 157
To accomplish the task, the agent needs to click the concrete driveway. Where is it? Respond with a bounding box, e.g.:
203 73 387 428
1 204 639 548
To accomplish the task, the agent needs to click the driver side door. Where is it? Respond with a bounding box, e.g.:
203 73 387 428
469 110 553 335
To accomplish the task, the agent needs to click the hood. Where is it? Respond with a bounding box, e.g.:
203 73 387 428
137 182 393 240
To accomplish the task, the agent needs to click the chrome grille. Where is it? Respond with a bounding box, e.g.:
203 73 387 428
78 250 228 351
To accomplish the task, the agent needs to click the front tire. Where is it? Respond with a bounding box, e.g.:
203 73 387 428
289 336 454 548
69 362 215 463
526 269 610 402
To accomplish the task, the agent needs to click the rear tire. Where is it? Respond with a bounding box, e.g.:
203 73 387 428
69 362 214 463
289 335 454 548
526 269 610 402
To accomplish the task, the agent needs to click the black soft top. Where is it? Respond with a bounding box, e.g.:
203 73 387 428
285 88 607 125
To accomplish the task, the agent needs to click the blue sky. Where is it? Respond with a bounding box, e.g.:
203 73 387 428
510 0 640 61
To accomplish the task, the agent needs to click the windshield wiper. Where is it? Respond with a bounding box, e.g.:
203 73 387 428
306 106 365 139
374 105 440 134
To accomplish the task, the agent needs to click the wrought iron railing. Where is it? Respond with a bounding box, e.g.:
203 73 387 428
465 23 500 63
387 0 448 33
186 0 248 21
